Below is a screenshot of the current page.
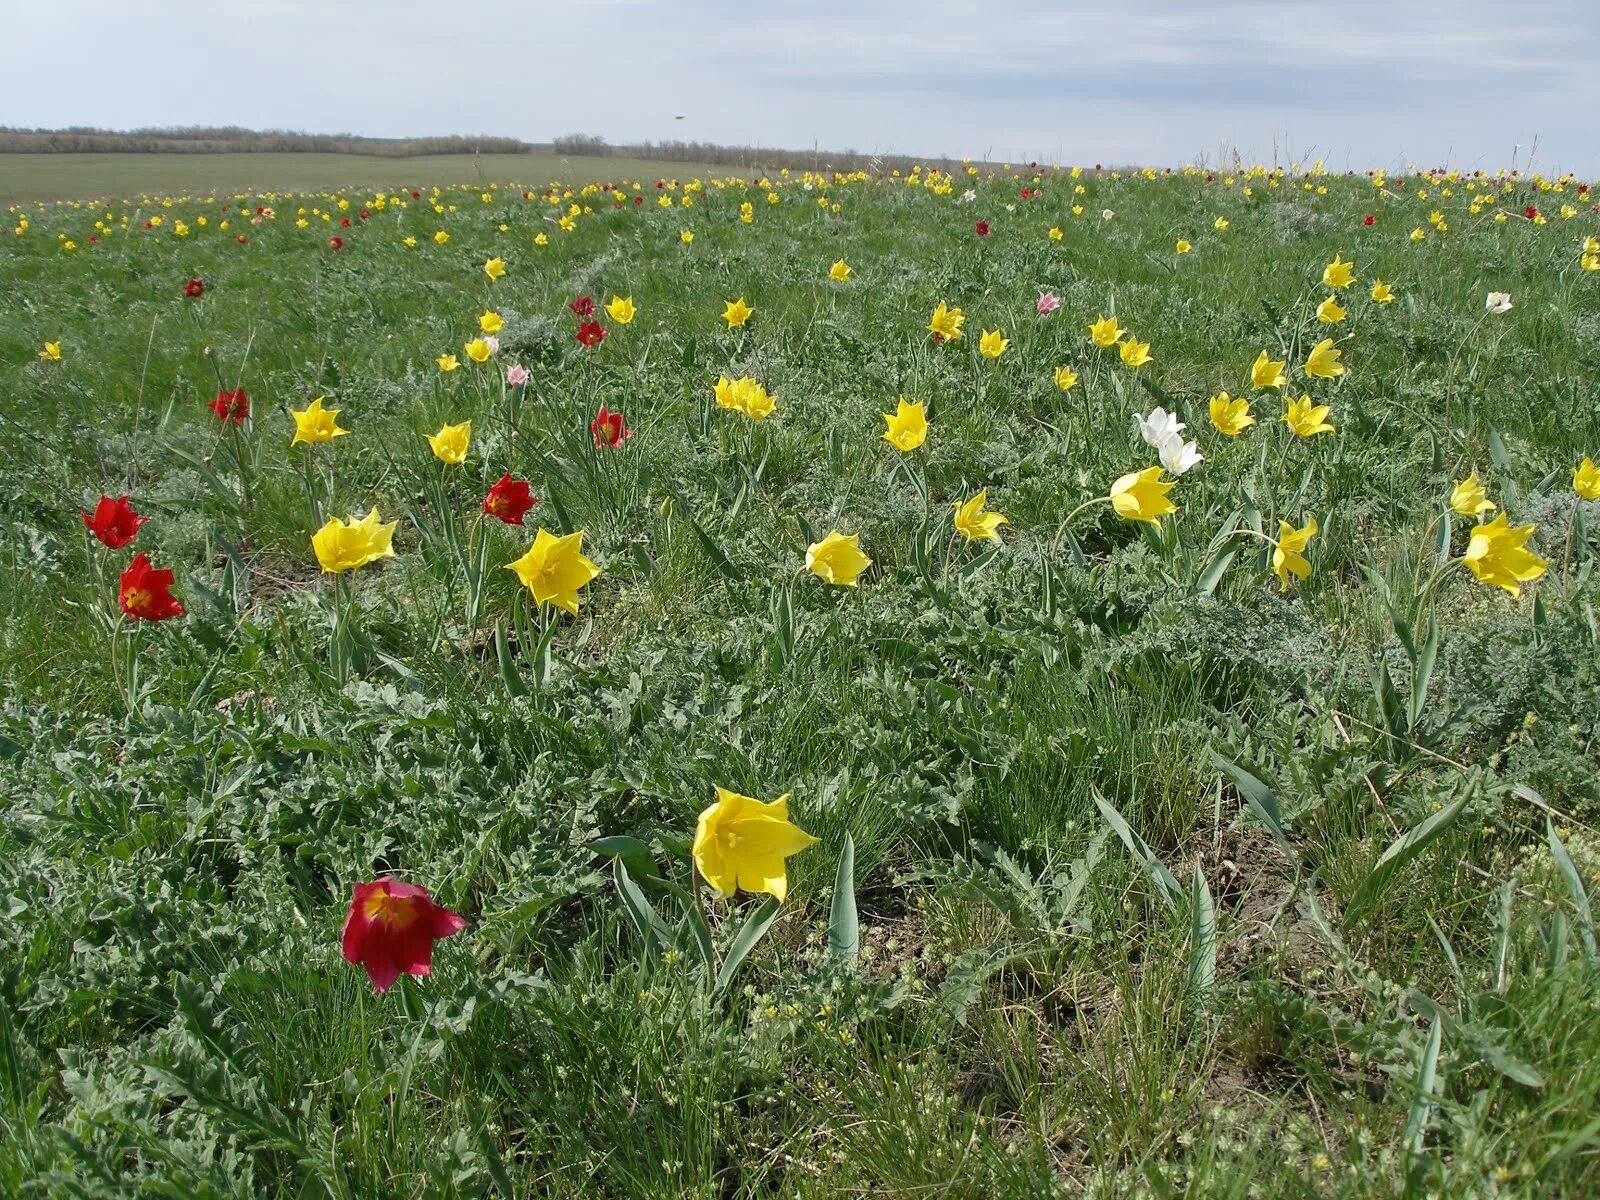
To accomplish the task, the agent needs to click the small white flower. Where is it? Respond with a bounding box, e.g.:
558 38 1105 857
1004 203 1016 213
484 335 500 355
1485 291 1513 313
1102 208 1115 220
961 189 977 203
1157 433 1204 476
1135 407 1185 449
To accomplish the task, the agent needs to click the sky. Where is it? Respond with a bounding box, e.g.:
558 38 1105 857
3 0 1597 175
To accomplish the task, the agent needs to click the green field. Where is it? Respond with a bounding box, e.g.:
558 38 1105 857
3 161 1600 1197
0 151 743 204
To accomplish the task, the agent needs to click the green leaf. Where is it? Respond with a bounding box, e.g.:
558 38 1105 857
614 859 671 958
493 621 525 698
713 897 781 994
1545 818 1598 965
662 483 742 581
1092 787 1181 909
1194 545 1237 597
1409 610 1441 731
1345 791 1470 928
590 835 659 880
648 877 715 972
1404 1017 1443 1155
1211 751 1298 870
1188 862 1216 1011
1487 424 1511 472
829 834 859 960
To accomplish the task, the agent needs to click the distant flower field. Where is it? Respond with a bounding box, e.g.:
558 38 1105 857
3 159 1600 1196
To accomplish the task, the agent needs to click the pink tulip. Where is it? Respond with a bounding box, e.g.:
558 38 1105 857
506 365 530 387
1037 292 1060 316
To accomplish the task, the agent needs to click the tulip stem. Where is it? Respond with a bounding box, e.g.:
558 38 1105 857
690 861 709 942
1560 501 1581 583
109 612 131 714
1051 495 1112 559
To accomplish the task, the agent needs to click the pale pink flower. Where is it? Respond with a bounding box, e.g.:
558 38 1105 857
1037 292 1060 316
506 365 530 387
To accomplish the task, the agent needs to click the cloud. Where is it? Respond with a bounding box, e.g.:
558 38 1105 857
0 0 1594 173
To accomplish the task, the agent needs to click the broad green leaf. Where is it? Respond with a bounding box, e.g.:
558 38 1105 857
829 833 859 960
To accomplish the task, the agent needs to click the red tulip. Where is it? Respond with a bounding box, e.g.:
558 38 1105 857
82 495 149 549
184 278 206 298
339 217 351 228
576 321 606 347
1524 206 1539 220
974 220 990 237
327 235 344 250
341 878 467 993
210 388 249 423
1363 214 1375 226
590 405 632 449
483 473 538 524
569 294 595 317
119 552 184 621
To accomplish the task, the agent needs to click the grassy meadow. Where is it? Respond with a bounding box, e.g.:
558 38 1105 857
0 151 738 206
3 160 1600 1197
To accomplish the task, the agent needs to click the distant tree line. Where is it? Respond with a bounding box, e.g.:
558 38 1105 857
0 126 531 157
0 126 985 177
550 133 975 177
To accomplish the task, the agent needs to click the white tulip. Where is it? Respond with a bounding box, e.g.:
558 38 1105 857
1135 407 1185 449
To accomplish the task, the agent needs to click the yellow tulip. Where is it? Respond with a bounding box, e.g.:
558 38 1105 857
505 528 601 615
805 530 872 586
290 396 348 447
881 398 928 452
692 787 818 903
425 420 471 464
312 508 397 574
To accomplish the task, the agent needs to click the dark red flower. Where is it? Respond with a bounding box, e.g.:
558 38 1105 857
633 195 643 206
483 473 538 524
358 209 370 220
339 217 351 228
235 235 248 244
411 190 421 199
82 495 149 549
974 220 990 237
570 294 595 317
255 206 266 216
327 235 344 250
576 321 606 347
1363 214 1375 226
184 277 206 298
1525 206 1539 220
119 552 184 621
210 388 249 424
590 405 632 449
341 878 467 993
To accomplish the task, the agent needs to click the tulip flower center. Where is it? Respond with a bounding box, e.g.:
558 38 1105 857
363 891 419 929
123 586 150 612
